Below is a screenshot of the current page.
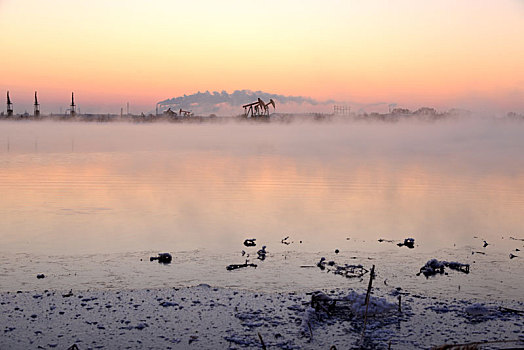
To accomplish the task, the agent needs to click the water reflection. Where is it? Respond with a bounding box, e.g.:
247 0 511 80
1 120 523 256
0 120 523 297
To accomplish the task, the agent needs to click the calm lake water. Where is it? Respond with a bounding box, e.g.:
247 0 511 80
1 119 523 300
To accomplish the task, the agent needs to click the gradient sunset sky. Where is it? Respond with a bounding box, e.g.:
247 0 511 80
1 0 523 114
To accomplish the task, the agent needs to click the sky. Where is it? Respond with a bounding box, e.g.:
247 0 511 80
1 0 523 114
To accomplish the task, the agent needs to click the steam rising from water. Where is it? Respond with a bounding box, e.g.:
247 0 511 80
1 117 523 170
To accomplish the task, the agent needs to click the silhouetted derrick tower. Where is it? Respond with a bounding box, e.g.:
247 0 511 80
6 91 13 117
70 92 76 117
34 91 40 117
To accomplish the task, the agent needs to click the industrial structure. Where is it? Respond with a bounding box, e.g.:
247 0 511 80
6 91 13 117
179 108 193 117
70 92 76 117
333 105 350 116
163 108 176 116
161 108 194 118
34 91 40 117
242 98 275 118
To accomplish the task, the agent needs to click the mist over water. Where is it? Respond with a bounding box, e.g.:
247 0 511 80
1 118 523 297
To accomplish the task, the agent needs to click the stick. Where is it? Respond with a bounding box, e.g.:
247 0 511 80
499 306 524 314
431 339 523 350
360 265 375 342
398 295 402 313
364 265 375 306
258 332 266 350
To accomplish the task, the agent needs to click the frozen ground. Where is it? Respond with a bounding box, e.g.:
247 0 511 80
1 284 523 349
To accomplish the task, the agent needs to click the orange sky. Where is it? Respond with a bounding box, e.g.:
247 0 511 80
1 0 523 114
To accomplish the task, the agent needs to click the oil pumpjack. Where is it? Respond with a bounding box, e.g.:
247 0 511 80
34 91 40 117
179 108 194 117
6 91 13 117
70 92 76 117
242 98 275 118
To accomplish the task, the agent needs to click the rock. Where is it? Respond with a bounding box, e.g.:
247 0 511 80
397 238 415 249
150 253 172 264
36 274 45 279
188 335 199 344
160 301 178 307
243 239 256 247
281 236 290 245
257 246 267 260
417 259 469 277
465 303 490 316
417 259 445 277
317 257 326 270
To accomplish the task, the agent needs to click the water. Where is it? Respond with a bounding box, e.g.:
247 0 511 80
0 119 523 300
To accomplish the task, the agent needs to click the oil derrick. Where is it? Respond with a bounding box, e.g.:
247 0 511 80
34 91 40 117
242 98 275 118
6 91 13 116
70 92 76 117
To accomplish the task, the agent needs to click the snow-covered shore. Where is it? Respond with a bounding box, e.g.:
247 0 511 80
1 284 523 349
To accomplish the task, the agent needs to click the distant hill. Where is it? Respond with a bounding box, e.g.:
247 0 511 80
157 90 334 116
